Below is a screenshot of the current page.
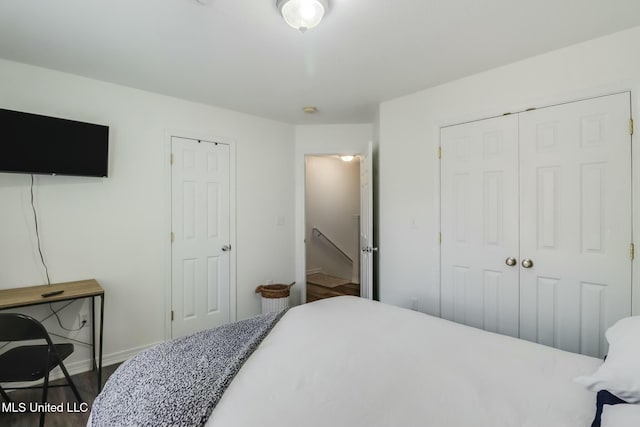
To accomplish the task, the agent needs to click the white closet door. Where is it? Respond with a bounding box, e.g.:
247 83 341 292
519 93 632 357
171 137 231 339
441 115 520 337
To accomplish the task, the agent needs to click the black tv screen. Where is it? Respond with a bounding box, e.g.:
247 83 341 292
0 108 109 177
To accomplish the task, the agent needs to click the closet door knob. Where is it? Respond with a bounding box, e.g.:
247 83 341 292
521 258 534 268
505 257 517 267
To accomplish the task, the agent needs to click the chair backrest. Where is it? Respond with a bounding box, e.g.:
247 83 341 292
0 313 51 342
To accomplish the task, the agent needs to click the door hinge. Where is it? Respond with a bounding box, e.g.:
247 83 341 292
438 147 442 159
170 153 174 165
171 232 174 243
631 243 635 260
439 232 442 244
630 118 634 136
171 310 174 321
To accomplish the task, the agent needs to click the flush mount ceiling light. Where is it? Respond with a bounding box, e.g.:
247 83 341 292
340 155 355 162
276 0 328 32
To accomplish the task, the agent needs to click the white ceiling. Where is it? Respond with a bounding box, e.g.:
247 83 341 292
0 0 639 124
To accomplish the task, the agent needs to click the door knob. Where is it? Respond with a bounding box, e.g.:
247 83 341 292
222 245 231 252
521 258 533 268
505 257 517 267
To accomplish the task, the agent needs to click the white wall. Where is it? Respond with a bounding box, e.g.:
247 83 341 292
294 124 373 304
305 156 360 281
378 26 640 316
0 58 295 371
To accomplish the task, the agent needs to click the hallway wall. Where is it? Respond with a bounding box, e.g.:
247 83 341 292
305 156 360 282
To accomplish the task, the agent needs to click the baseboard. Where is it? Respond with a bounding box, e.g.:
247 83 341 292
306 268 323 275
3 341 162 390
99 341 163 368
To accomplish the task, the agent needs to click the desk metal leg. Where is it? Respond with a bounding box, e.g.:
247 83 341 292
91 297 96 372
98 294 104 393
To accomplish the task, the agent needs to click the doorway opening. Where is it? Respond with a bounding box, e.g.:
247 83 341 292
305 155 361 302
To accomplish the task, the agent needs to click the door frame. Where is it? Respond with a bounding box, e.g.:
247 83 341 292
295 141 374 305
164 130 237 341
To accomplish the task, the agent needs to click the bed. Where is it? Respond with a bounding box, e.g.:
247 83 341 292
89 296 637 427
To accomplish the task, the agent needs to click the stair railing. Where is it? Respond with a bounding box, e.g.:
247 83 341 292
311 227 353 263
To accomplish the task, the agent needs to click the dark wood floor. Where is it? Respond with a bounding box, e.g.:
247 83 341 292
0 363 120 427
307 279 360 302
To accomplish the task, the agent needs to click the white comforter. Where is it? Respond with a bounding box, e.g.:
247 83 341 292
208 296 601 427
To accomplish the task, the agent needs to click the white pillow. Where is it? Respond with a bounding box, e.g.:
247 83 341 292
575 316 640 403
601 404 640 427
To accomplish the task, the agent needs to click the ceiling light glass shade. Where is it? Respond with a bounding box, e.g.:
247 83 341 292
340 155 355 162
277 0 327 32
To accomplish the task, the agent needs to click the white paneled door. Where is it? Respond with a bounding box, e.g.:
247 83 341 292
360 141 375 300
441 114 520 337
441 93 632 357
519 93 632 357
171 136 231 339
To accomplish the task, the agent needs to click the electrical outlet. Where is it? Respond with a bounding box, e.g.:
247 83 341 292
78 312 89 327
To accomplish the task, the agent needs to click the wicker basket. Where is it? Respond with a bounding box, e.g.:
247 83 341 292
255 282 295 314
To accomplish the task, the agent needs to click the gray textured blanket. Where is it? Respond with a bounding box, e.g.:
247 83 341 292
91 310 288 427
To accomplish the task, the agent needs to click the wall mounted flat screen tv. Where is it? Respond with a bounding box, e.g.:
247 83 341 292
0 108 109 177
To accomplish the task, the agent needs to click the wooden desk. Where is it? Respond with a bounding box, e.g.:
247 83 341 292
0 279 105 392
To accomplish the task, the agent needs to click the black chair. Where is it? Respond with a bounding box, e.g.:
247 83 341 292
0 313 83 427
